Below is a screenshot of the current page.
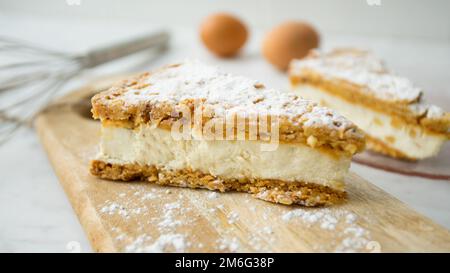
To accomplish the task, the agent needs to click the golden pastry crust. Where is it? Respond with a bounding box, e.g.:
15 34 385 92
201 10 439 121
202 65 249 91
289 49 450 138
90 160 346 207
91 62 365 155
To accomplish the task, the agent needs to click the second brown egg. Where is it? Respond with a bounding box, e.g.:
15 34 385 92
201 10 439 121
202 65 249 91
262 21 320 71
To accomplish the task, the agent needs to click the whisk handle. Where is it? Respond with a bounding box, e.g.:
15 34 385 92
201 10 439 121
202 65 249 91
80 31 169 68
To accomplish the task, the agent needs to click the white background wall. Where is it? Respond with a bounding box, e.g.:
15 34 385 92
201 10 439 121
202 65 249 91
1 0 450 41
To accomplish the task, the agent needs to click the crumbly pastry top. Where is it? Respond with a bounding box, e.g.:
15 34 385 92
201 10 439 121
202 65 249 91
290 48 450 136
104 61 352 128
92 60 365 154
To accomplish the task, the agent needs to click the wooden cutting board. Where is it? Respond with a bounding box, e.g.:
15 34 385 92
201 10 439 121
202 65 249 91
35 77 450 253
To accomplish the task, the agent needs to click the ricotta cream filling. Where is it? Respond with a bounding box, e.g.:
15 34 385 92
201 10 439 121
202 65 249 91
97 125 350 190
292 84 446 159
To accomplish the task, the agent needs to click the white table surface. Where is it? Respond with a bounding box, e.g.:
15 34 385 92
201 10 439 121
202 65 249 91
0 14 449 253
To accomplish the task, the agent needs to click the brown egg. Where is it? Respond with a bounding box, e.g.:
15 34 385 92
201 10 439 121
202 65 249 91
262 21 320 71
200 13 248 57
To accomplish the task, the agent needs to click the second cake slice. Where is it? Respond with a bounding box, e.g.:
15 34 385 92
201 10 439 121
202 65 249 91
290 49 449 160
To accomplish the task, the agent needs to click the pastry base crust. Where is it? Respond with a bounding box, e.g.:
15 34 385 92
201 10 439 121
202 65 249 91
90 160 346 207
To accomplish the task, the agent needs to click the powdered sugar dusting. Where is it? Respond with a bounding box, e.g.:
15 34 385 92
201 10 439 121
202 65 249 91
217 237 240 252
125 233 186 253
291 49 449 123
426 105 446 119
227 211 239 224
281 208 372 252
207 192 219 199
291 49 422 103
158 202 182 230
117 60 357 133
142 233 186 253
302 106 349 129
100 202 129 218
97 184 376 253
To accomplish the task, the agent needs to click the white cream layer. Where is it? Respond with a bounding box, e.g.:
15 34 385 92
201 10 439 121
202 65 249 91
292 84 446 159
97 125 350 190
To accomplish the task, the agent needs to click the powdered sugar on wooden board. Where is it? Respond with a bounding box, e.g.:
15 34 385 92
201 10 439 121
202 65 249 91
281 208 372 252
97 184 376 253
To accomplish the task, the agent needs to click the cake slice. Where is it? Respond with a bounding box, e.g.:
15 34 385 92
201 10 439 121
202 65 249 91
90 61 365 206
289 48 450 160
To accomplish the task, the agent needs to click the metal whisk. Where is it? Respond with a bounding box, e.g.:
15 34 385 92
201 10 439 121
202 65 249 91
0 31 169 145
